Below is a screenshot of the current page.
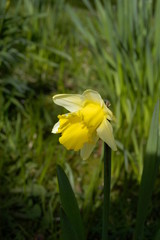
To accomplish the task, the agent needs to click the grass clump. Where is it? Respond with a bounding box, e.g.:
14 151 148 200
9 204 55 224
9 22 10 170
0 0 160 239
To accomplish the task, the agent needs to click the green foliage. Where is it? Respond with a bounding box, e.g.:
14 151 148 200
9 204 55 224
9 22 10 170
134 101 160 240
0 93 61 239
154 229 160 240
1 0 160 239
57 165 85 240
60 208 79 240
67 0 160 179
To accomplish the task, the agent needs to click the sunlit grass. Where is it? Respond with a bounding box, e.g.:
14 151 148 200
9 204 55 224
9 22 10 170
0 0 160 239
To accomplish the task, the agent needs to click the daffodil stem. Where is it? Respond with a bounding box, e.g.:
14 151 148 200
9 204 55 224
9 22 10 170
102 143 111 240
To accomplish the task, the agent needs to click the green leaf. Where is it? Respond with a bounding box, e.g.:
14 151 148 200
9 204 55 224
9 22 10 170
154 229 160 240
60 208 78 240
134 100 160 240
57 165 85 240
154 121 160 240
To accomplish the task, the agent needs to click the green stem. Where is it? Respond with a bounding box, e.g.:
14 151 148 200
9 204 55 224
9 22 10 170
102 143 111 240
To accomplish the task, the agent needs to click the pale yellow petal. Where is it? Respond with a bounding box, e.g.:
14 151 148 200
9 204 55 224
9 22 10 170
103 104 114 121
96 118 117 151
52 121 60 133
83 89 103 106
80 135 99 160
53 94 84 112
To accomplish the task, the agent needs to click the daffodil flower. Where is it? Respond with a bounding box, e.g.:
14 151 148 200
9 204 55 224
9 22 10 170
52 89 117 160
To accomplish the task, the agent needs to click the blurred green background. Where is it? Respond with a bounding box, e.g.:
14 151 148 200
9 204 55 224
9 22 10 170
0 0 160 239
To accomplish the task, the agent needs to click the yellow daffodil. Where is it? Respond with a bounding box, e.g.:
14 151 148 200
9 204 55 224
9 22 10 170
52 89 117 160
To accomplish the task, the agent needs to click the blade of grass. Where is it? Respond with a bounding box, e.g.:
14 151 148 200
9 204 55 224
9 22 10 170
134 100 159 240
153 116 160 240
57 165 85 240
154 229 160 240
60 208 78 240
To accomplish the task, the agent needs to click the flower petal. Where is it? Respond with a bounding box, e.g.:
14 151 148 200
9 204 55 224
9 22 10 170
53 94 84 112
103 105 115 121
80 135 98 160
96 118 117 151
83 89 103 106
56 113 90 151
52 121 60 133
